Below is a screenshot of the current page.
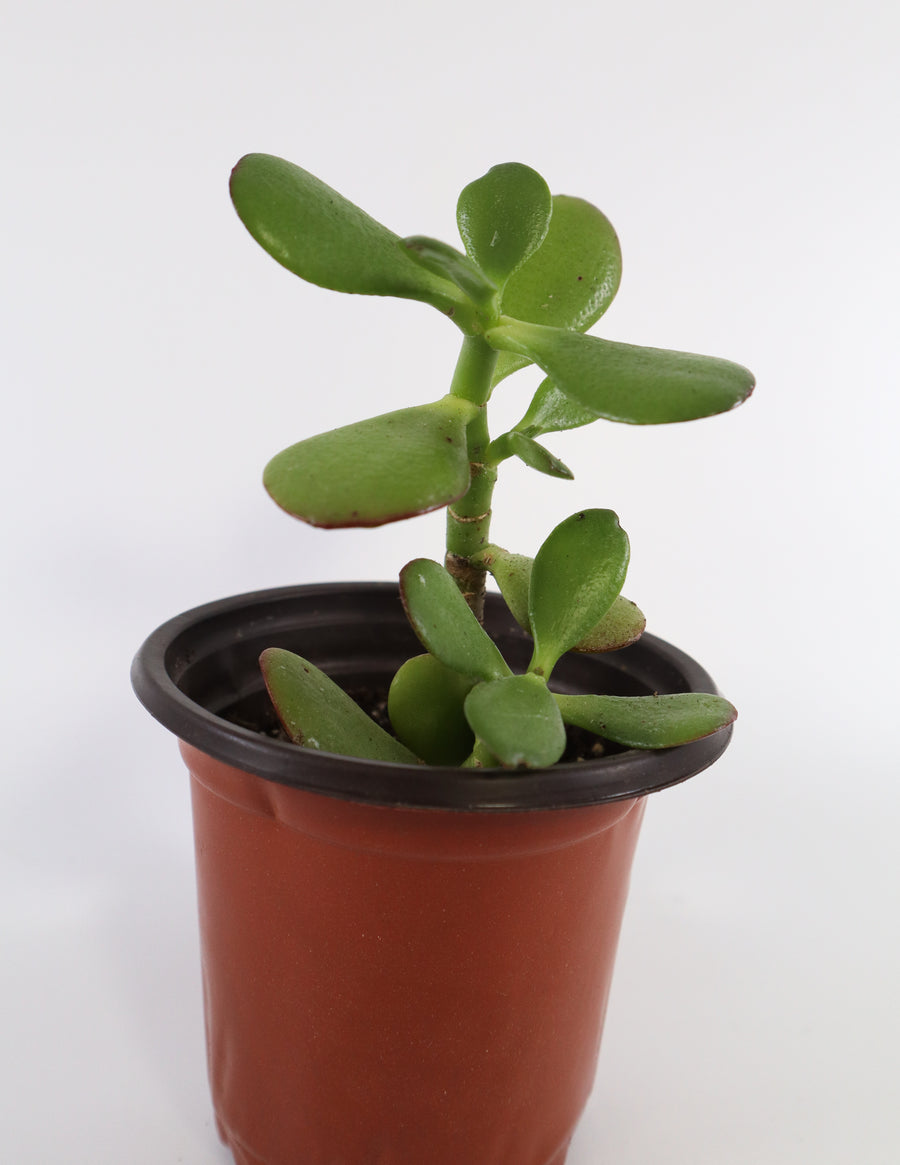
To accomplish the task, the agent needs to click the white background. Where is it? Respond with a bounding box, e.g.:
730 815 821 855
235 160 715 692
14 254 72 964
3 1 898 1162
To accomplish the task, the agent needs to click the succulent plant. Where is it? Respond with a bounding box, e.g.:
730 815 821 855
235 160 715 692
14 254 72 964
230 155 753 768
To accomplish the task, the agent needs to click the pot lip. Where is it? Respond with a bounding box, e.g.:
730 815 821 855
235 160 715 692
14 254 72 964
131 582 733 812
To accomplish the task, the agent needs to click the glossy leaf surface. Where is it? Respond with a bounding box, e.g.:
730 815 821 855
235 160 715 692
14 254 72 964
489 321 755 424
464 674 567 768
401 235 497 306
457 163 552 288
476 544 645 652
260 648 419 763
513 376 599 437
486 432 573 479
230 154 463 313
388 654 475 766
529 510 630 676
492 194 622 383
507 432 574 479
264 396 478 528
555 692 737 748
400 558 512 682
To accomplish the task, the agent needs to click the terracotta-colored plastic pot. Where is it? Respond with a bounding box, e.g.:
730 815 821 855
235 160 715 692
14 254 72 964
132 583 732 1165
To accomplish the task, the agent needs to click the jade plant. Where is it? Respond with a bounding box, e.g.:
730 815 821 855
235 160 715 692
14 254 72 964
230 155 754 769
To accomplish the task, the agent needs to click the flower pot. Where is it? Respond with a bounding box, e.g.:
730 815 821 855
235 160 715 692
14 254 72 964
132 583 731 1165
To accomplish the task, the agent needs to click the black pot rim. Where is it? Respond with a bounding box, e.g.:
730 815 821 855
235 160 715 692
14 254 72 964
131 582 733 812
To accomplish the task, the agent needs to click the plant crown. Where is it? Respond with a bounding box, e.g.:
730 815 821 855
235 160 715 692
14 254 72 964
230 155 753 769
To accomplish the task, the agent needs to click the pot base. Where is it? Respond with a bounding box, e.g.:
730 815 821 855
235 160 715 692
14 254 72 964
217 1119 572 1165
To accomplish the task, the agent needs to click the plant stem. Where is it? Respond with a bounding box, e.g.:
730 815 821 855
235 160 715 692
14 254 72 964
445 336 499 619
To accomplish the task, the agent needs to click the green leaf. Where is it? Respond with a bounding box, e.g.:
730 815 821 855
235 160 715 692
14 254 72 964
555 692 737 748
492 194 622 384
513 377 599 438
263 396 478 528
475 544 645 653
473 545 533 629
529 510 630 676
400 558 512 682
401 235 497 306
260 648 420 763
464 674 567 768
483 431 515 467
456 163 552 289
506 431 573 479
488 321 755 424
484 432 572 478
230 154 464 315
388 654 475 766
572 596 646 653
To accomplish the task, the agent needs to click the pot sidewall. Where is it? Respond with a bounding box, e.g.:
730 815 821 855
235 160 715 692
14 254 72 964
187 743 646 1165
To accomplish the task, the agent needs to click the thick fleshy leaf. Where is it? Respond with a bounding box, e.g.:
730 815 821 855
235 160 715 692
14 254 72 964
457 163 552 288
387 654 475 766
474 546 533 629
230 154 464 314
264 396 478 528
260 648 419 763
488 321 755 424
572 597 646 653
529 510 630 676
400 559 512 682
476 544 644 653
555 692 737 748
464 674 567 768
492 194 622 384
485 432 573 479
401 235 497 306
507 432 574 479
513 377 599 437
